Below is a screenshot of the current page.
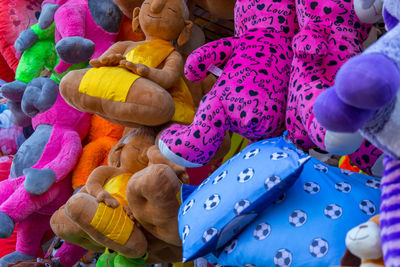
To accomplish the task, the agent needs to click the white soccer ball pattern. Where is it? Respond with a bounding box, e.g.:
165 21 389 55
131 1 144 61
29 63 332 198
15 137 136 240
234 199 251 215
273 249 293 267
359 200 376 215
204 194 221 210
237 168 255 183
244 148 260 159
182 199 195 215
213 170 228 184
271 152 289 160
309 238 329 258
182 225 190 244
202 227 218 243
265 175 281 191
223 239 238 254
253 222 271 240
366 179 381 189
289 210 307 227
324 204 343 219
335 182 352 193
313 164 328 173
303 182 320 194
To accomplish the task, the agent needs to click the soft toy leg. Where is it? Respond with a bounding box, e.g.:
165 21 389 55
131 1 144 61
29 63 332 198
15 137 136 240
0 213 51 267
0 178 25 238
15 213 51 256
126 164 181 246
159 92 227 167
0 178 69 223
53 241 87 267
380 156 400 267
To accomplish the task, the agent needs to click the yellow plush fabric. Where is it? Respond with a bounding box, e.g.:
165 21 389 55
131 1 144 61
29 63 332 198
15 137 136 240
78 40 195 124
78 40 175 103
90 203 134 245
102 173 132 207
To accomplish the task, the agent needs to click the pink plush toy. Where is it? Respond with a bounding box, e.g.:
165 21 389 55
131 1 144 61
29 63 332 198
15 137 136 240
38 0 122 74
0 77 90 266
159 0 298 167
284 0 383 174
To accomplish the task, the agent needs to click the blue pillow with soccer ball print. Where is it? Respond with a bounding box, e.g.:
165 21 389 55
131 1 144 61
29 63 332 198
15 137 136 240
178 136 311 261
203 156 381 267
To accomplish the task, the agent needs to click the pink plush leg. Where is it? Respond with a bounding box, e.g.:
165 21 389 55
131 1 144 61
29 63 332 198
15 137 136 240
16 213 51 255
54 242 87 267
0 178 24 204
160 90 227 166
0 180 59 222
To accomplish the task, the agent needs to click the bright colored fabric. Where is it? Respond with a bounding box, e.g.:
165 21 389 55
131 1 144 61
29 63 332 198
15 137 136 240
103 173 131 207
90 203 134 246
159 0 298 166
79 39 175 102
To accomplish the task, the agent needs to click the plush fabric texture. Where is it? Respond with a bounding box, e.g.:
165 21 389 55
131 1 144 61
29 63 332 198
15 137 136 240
286 0 371 151
159 0 298 167
0 91 90 258
314 0 400 161
0 0 41 73
183 142 381 266
380 156 400 267
40 0 121 74
178 136 310 261
72 115 123 189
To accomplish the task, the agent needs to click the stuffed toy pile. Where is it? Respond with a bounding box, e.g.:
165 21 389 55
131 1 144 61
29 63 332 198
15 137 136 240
1 0 400 266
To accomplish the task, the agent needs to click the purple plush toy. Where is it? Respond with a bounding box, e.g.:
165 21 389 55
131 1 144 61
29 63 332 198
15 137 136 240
315 1 400 265
159 0 298 167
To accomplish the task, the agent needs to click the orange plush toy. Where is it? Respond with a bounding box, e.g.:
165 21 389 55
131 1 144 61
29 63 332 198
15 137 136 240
72 115 124 190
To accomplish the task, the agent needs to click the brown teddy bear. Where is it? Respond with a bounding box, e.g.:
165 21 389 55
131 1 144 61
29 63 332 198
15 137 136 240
50 127 186 263
59 0 196 128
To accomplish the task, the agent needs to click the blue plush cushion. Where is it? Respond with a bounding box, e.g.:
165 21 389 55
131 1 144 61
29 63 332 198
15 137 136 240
204 156 381 266
178 136 311 261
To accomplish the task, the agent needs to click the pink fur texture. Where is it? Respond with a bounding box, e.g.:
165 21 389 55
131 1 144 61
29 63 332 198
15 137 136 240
285 0 370 149
41 0 119 73
0 93 90 255
159 0 298 167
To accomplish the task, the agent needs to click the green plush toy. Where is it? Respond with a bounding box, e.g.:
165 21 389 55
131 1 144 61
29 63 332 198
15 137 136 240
96 249 147 267
1 22 87 126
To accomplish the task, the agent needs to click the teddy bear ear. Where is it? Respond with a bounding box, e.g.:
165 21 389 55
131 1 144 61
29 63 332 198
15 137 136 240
177 20 194 47
132 7 141 33
108 141 125 168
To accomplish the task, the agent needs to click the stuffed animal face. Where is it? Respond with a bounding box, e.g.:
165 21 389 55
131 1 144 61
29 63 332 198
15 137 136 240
138 0 189 41
346 221 383 260
109 129 155 173
354 0 383 24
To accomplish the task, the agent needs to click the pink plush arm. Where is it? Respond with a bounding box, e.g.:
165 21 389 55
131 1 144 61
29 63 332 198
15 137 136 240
53 2 86 39
41 0 68 6
185 37 234 82
42 130 82 182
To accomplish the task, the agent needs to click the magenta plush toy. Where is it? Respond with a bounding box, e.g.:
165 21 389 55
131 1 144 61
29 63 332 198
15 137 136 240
159 0 298 167
284 0 384 174
0 77 90 266
38 0 122 74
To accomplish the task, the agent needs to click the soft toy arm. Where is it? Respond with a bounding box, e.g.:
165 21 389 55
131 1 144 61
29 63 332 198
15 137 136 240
184 37 235 82
71 137 118 189
89 41 134 67
53 3 86 38
42 130 83 182
122 51 184 89
85 165 125 205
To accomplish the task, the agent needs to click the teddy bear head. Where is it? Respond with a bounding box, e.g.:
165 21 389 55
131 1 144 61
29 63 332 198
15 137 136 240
108 127 156 173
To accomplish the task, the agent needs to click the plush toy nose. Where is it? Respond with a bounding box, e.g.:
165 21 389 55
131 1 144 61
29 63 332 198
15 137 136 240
150 0 166 13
